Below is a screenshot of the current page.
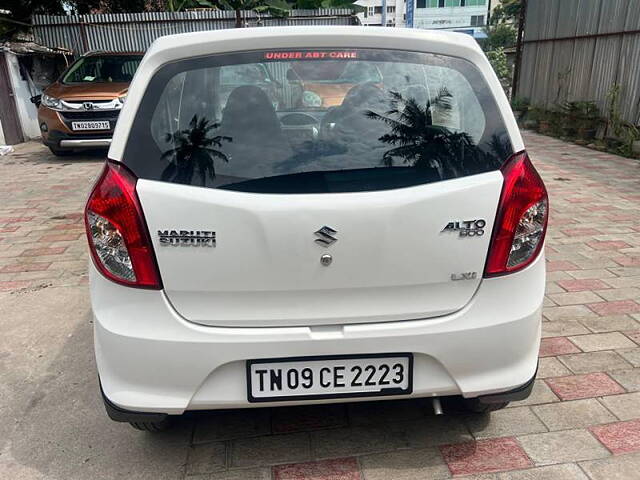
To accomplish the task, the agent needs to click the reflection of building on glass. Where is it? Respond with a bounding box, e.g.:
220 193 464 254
358 0 497 40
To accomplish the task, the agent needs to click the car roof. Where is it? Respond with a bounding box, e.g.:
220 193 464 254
84 51 144 57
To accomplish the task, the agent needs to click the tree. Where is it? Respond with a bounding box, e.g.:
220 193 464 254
70 0 148 14
490 0 521 25
483 23 517 51
485 47 510 89
291 0 364 10
1 0 64 40
164 0 216 11
217 0 290 27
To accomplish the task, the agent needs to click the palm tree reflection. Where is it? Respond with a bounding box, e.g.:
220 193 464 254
161 115 232 186
366 88 486 179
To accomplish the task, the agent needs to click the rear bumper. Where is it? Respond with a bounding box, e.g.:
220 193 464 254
92 253 544 415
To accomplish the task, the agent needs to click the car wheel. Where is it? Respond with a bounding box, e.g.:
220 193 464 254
48 145 74 156
129 418 172 432
462 398 509 413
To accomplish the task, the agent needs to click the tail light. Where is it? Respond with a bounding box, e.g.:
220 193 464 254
484 151 548 277
84 161 162 289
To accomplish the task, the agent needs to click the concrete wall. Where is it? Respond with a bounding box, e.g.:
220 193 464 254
4 52 41 141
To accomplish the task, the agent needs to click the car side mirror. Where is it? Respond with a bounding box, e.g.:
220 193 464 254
30 95 42 107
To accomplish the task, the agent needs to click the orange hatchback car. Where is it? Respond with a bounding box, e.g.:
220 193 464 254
38 51 143 156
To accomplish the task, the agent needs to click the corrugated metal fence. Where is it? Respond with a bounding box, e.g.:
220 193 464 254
32 10 358 56
517 0 640 124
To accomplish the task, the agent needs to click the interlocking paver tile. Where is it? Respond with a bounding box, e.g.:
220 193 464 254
558 351 632 374
539 337 581 357
537 357 571 378
189 468 272 480
600 392 640 421
465 407 547 439
272 404 347 433
186 442 227 475
590 419 640 454
531 399 615 431
542 305 597 321
580 452 640 479
594 287 640 301
311 425 406 458
568 332 636 351
400 415 473 447
626 330 640 344
496 463 588 480
547 291 603 306
617 348 640 367
588 300 640 316
510 380 559 407
610 368 640 391
231 433 311 468
587 241 632 251
193 410 271 443
613 257 640 267
541 321 589 338
517 430 610 465
273 458 360 480
580 314 640 333
546 261 579 272
360 448 450 480
545 373 625 400
440 437 532 476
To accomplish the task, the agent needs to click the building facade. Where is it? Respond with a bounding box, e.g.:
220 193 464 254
358 0 491 38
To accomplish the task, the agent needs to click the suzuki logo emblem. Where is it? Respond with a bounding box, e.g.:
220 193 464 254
314 226 338 247
83 102 94 110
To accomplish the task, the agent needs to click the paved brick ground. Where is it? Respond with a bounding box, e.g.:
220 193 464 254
1 132 640 479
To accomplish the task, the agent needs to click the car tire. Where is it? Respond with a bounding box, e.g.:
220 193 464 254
462 398 510 413
129 418 172 432
48 145 74 156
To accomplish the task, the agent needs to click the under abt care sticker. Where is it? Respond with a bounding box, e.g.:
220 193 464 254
158 230 216 247
263 51 358 60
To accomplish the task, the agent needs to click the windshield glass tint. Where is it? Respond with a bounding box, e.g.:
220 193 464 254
124 49 512 193
62 55 142 84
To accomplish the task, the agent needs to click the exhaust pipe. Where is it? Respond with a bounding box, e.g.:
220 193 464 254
431 397 443 415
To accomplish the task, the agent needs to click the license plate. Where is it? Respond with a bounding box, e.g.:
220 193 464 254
71 121 110 131
247 353 413 402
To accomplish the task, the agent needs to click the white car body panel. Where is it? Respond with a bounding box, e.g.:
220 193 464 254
91 26 542 414
139 171 502 327
93 252 543 413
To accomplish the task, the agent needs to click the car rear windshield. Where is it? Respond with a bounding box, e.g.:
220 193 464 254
123 48 513 194
62 55 142 84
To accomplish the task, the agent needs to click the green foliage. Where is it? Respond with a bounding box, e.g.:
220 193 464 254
1 0 64 39
510 96 529 111
490 0 521 25
292 0 363 10
606 84 640 156
71 0 148 14
483 23 517 51
485 47 510 87
164 0 216 11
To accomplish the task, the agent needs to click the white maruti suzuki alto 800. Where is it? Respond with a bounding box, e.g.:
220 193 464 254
85 26 547 431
